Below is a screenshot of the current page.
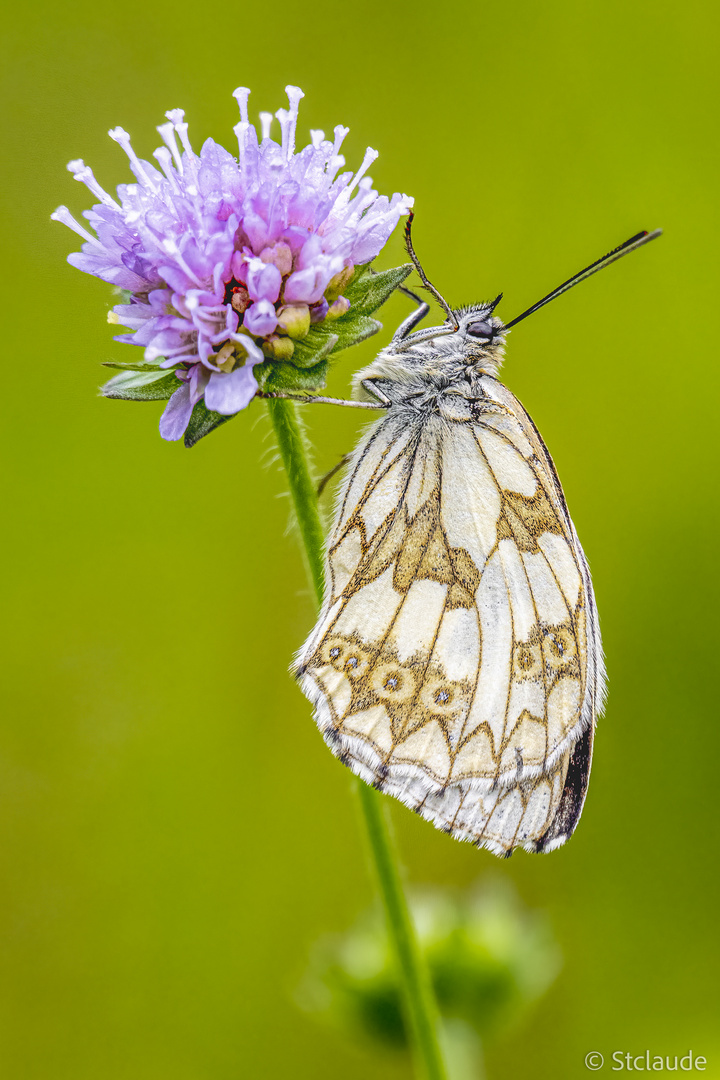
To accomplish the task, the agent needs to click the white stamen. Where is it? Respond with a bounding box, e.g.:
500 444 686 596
344 146 379 200
66 160 121 209
323 156 347 190
275 107 290 158
51 205 105 248
310 129 325 149
332 126 350 156
108 127 159 192
152 146 180 192
284 85 304 158
175 123 195 160
259 112 273 141
164 111 196 163
232 87 251 124
234 121 251 170
156 121 184 174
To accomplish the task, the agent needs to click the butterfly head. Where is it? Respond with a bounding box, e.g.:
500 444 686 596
353 301 507 402
386 300 507 371
452 301 507 371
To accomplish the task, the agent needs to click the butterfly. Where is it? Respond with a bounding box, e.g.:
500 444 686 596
294 216 660 856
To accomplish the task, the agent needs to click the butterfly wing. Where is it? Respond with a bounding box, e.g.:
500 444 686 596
296 378 604 855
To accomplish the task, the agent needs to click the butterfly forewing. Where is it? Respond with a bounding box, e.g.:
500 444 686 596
297 377 603 856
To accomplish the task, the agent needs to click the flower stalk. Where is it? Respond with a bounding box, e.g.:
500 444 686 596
267 397 449 1080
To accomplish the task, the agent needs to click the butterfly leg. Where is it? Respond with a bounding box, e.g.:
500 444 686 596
256 390 384 410
317 453 352 496
360 379 392 406
392 285 431 342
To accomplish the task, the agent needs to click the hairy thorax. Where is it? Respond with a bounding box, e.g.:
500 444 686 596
353 340 507 412
352 324 507 409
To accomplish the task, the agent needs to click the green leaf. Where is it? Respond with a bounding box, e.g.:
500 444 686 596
345 263 413 316
291 329 340 368
329 314 383 350
101 359 172 372
261 359 329 393
183 399 235 448
101 368 181 401
290 312 382 369
341 261 373 297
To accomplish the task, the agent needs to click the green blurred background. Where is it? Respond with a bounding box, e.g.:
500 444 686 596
1 0 718 1076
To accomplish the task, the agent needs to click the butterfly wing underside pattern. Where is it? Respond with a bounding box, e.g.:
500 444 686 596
296 378 604 856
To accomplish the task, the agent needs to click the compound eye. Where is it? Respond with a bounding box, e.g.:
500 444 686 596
466 319 494 341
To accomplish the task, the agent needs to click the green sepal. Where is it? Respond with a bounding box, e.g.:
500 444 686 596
183 400 234 448
259 358 330 393
292 312 382 362
328 313 383 350
344 263 413 315
101 359 172 372
101 368 180 401
288 330 340 369
276 262 412 373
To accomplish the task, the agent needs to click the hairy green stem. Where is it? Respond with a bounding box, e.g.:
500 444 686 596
355 783 449 1080
267 397 326 601
267 397 448 1080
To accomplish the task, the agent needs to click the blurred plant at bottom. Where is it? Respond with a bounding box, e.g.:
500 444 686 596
298 880 561 1080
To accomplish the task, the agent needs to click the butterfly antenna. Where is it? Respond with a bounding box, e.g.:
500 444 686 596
504 228 662 330
405 211 459 329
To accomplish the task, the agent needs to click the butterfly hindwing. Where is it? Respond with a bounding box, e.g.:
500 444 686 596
296 379 603 855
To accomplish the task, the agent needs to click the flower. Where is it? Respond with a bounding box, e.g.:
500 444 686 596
53 86 413 440
300 882 561 1065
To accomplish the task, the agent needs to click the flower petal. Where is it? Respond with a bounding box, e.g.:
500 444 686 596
243 300 277 336
204 366 259 415
159 383 194 441
246 258 282 304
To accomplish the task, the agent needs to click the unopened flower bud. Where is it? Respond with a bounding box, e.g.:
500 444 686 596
324 263 354 303
325 296 351 320
310 298 329 323
260 242 293 278
276 304 311 339
264 334 295 361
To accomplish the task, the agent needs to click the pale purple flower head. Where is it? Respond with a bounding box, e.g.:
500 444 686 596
53 86 413 440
